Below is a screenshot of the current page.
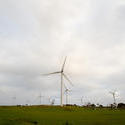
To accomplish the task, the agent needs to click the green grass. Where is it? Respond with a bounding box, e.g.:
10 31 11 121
0 105 125 125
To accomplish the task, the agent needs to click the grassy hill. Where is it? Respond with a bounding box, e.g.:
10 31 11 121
0 105 125 125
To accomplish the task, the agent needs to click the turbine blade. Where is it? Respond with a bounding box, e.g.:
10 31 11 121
61 57 67 72
63 73 73 86
42 71 61 76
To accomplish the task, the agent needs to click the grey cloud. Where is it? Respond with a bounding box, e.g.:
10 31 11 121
0 0 125 105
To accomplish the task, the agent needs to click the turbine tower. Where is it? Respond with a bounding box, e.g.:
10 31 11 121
43 57 73 107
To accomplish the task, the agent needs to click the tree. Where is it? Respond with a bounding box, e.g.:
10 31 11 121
117 103 125 109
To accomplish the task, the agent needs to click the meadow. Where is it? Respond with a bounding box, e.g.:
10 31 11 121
0 105 125 125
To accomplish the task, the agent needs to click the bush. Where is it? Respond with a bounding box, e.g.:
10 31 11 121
117 103 125 109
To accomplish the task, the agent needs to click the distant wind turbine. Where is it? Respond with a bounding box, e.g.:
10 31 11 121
65 88 71 105
49 96 56 105
81 96 84 105
12 96 16 105
43 57 73 106
109 90 117 104
38 93 44 105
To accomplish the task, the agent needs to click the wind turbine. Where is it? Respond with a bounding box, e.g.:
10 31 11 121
38 93 44 105
65 88 71 105
43 57 73 107
81 96 84 106
12 96 16 105
48 96 60 105
109 90 118 105
49 96 56 105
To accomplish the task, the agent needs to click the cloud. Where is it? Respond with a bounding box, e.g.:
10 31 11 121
0 0 125 105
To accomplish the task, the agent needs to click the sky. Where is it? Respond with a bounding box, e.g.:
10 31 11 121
0 0 125 106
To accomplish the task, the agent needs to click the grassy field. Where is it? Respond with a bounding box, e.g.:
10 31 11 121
0 106 125 125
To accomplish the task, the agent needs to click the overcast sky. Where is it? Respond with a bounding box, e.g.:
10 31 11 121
0 0 125 106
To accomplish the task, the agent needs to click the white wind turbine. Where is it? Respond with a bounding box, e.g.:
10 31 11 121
49 96 56 105
109 90 118 105
43 57 73 107
65 88 71 105
12 96 16 105
38 93 44 105
81 96 84 106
